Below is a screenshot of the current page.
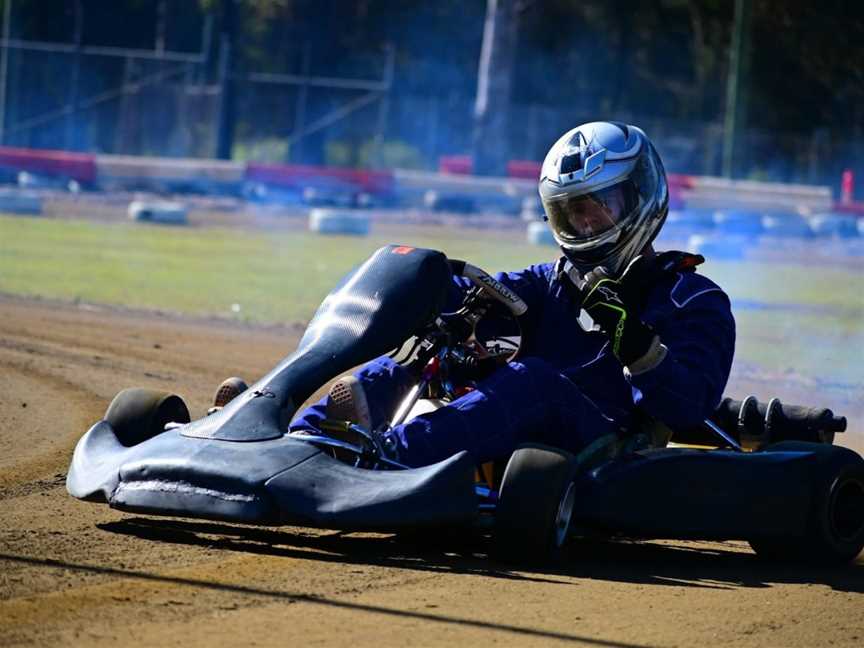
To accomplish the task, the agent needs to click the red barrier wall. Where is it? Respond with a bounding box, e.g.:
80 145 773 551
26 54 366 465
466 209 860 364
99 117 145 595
438 155 474 176
246 162 394 194
667 173 694 210
833 202 864 216
507 160 541 180
0 146 96 183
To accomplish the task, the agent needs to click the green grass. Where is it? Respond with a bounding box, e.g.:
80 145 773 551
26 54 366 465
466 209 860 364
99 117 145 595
0 215 557 323
2 214 861 319
1 213 862 385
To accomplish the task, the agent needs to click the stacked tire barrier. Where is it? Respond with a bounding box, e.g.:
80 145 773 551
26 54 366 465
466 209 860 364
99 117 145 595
526 221 556 246
0 189 42 215
808 213 859 238
128 200 188 225
687 234 748 260
308 208 370 236
713 210 764 236
663 209 714 237
520 195 543 221
761 213 812 238
659 207 863 263
0 144 861 256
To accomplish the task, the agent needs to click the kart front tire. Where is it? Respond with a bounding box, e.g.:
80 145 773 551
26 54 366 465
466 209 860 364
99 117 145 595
749 444 864 564
492 443 578 564
105 388 190 447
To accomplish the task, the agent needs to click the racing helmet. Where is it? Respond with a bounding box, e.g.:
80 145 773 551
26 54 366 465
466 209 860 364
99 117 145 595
538 121 669 276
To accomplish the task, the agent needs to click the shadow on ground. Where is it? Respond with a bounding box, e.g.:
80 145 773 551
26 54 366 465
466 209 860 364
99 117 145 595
3 517 862 648
96 516 864 594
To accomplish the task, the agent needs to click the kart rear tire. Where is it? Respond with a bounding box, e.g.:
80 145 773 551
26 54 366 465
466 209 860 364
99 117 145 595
105 388 190 447
749 444 864 564
492 443 578 564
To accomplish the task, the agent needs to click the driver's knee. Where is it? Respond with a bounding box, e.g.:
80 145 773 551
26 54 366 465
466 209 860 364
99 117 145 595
508 356 557 379
481 356 558 394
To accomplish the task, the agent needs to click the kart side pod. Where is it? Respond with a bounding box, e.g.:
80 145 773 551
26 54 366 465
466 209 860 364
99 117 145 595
571 442 864 563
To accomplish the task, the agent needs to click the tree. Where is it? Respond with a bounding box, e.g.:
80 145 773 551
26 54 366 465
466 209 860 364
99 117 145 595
472 0 519 175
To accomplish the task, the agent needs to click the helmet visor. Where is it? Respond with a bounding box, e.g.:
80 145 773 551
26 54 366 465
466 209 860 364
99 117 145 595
544 181 640 245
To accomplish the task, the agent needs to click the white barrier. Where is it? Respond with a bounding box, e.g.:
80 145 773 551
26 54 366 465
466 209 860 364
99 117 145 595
682 176 832 213
128 200 188 225
98 154 244 191
308 208 370 236
395 168 534 196
0 190 42 215
423 190 476 214
527 221 556 246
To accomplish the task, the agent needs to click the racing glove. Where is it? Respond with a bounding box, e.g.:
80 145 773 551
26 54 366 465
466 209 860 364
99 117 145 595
579 252 704 372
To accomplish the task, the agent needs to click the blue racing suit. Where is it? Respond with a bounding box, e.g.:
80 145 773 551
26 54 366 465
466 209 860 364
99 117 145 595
292 258 736 467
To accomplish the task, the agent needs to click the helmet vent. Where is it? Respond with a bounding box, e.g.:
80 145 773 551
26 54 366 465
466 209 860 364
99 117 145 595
560 152 583 175
583 149 606 177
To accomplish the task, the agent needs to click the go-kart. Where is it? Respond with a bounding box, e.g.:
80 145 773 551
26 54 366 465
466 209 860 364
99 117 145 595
66 245 864 564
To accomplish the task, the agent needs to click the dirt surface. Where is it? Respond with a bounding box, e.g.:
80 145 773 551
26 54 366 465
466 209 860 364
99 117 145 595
1 295 862 648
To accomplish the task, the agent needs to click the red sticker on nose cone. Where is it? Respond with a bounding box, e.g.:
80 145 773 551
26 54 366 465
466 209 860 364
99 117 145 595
392 246 415 255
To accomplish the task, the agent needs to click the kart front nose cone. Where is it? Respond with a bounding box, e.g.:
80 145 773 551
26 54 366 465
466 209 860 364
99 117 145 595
66 420 125 502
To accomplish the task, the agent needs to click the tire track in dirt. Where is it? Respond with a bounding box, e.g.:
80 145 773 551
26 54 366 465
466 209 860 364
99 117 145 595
2 295 863 648
0 355 101 493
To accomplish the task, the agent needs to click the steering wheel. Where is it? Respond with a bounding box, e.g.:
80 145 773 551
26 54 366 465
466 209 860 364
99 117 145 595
447 260 527 362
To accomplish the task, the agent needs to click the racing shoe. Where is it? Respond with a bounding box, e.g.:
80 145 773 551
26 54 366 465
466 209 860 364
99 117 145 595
322 376 400 463
213 376 248 408
325 375 373 431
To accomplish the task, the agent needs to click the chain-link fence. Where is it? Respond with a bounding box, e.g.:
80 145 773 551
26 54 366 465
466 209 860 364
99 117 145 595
1 39 860 194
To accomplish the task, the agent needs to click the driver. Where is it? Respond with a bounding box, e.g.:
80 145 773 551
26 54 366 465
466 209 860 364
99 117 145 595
272 121 735 467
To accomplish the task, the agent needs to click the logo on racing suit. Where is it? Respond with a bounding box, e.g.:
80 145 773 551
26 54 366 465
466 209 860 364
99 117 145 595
596 285 623 305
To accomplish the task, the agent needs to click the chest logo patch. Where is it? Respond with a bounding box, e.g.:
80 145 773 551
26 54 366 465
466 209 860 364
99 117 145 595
596 285 623 305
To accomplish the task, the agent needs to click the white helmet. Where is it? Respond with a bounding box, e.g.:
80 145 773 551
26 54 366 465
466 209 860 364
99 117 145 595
538 121 669 276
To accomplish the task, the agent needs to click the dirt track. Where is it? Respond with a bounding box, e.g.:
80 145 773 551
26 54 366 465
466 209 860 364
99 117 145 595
1 295 862 647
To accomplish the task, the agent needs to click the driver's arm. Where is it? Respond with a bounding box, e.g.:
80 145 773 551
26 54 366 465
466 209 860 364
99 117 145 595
625 288 736 429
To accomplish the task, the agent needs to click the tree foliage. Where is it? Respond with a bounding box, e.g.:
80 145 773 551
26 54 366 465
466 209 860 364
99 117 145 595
1 0 860 179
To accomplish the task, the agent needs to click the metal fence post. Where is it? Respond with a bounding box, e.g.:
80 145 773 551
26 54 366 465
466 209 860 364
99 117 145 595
290 42 311 163
721 0 752 179
215 0 236 160
371 43 394 168
65 0 83 151
0 0 11 145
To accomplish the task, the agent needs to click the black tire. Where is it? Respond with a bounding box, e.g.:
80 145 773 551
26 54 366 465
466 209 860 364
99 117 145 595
492 443 578 564
749 443 864 564
105 388 190 447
